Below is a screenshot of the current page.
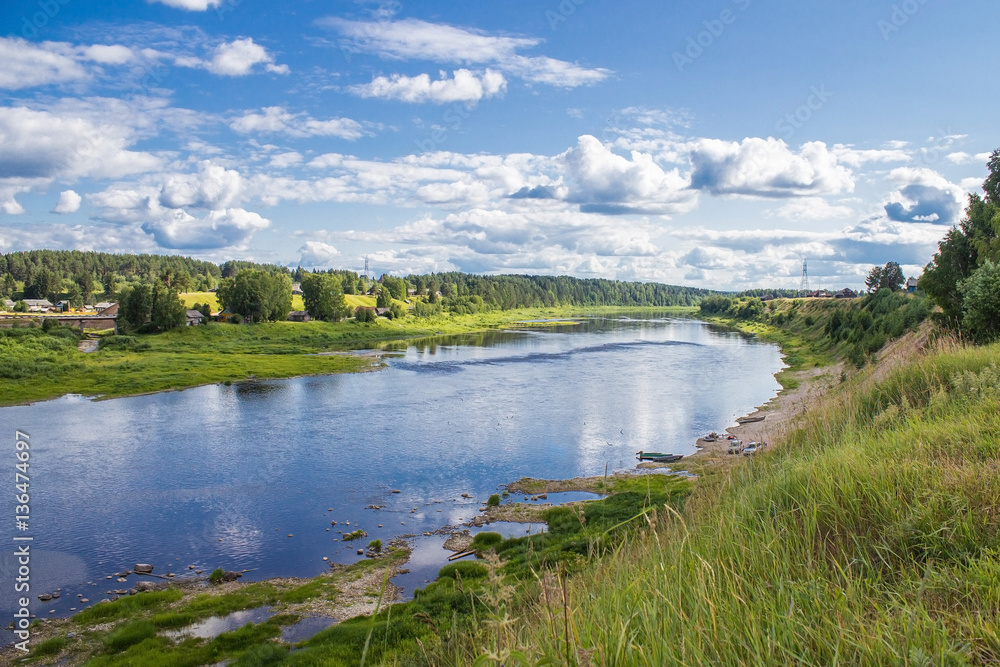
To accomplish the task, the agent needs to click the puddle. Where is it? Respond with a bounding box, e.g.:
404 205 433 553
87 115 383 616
165 606 272 640
281 616 338 644
392 521 547 598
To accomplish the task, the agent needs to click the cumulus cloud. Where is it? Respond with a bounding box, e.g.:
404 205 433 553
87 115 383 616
883 167 966 224
142 208 269 249
1 195 25 215
298 241 341 268
53 190 82 214
689 138 854 197
177 38 287 76
562 135 697 215
230 106 367 140
321 17 610 89
0 38 88 89
0 106 162 183
159 161 242 210
350 69 506 104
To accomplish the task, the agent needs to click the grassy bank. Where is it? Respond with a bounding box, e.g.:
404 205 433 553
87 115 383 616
0 306 694 406
481 336 1000 665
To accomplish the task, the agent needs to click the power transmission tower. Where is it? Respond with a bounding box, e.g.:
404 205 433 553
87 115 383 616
799 260 810 296
364 256 370 279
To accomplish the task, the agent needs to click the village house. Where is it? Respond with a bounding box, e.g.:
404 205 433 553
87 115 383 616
94 302 114 313
906 277 919 293
834 288 857 299
216 308 238 323
287 310 311 322
2 298 14 310
23 298 55 312
186 309 205 326
98 303 119 317
291 282 304 296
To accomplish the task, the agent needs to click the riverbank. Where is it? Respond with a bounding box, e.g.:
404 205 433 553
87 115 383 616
0 306 696 407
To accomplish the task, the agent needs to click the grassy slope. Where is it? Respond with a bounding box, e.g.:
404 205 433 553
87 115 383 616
493 337 1000 664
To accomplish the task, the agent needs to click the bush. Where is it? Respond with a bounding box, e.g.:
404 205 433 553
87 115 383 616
486 493 500 507
209 568 225 583
368 539 382 552
230 313 244 324
471 531 503 550
438 561 487 581
354 307 376 323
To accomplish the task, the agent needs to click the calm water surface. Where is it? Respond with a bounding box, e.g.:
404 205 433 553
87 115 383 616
0 316 782 622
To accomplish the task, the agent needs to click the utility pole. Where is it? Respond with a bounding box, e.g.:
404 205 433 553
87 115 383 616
799 260 810 296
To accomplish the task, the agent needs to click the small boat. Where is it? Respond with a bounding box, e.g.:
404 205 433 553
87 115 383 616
736 415 765 424
637 451 682 462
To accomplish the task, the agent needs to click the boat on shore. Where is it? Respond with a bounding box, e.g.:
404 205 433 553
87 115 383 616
736 415 765 424
636 451 683 462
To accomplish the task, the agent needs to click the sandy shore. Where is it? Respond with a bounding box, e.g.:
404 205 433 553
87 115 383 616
669 363 841 467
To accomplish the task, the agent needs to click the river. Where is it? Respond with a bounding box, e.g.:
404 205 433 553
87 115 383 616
0 315 782 623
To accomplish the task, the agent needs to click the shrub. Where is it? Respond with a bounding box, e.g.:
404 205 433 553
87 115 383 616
209 568 225 583
471 531 503 550
438 561 487 581
486 493 500 507
368 539 382 552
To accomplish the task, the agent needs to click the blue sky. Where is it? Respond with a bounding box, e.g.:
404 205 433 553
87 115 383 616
0 0 996 290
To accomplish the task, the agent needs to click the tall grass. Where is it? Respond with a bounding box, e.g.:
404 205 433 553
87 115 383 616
498 340 1000 665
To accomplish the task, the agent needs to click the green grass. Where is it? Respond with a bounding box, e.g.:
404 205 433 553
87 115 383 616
487 339 1000 665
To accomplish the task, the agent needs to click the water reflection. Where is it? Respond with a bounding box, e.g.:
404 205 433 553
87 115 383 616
0 315 783 626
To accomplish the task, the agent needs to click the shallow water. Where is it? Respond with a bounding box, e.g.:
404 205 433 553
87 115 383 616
0 316 782 626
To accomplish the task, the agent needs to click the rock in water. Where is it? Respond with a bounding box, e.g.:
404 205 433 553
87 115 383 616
133 564 154 575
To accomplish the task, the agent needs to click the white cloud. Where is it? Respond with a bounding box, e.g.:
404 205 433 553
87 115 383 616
149 0 223 9
946 151 992 165
882 167 966 225
159 161 243 210
562 135 697 214
83 44 135 65
230 106 367 140
178 38 288 76
269 152 303 169
322 17 536 63
142 207 269 249
321 17 610 89
769 197 854 222
298 241 341 268
0 38 88 89
831 144 910 168
689 138 855 198
350 69 506 104
1 196 25 215
504 55 610 88
54 190 82 214
0 105 162 183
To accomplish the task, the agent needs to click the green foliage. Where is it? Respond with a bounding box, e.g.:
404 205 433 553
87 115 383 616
368 538 382 552
376 286 393 309
958 259 1000 343
13 299 28 312
231 642 289 666
486 493 500 507
209 568 225 583
343 529 367 541
73 589 184 625
380 275 408 300
470 531 503 550
698 294 732 315
413 301 443 318
300 272 348 322
217 269 293 323
354 306 376 323
103 621 159 652
30 635 67 656
921 149 1000 326
438 561 488 581
0 327 83 379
